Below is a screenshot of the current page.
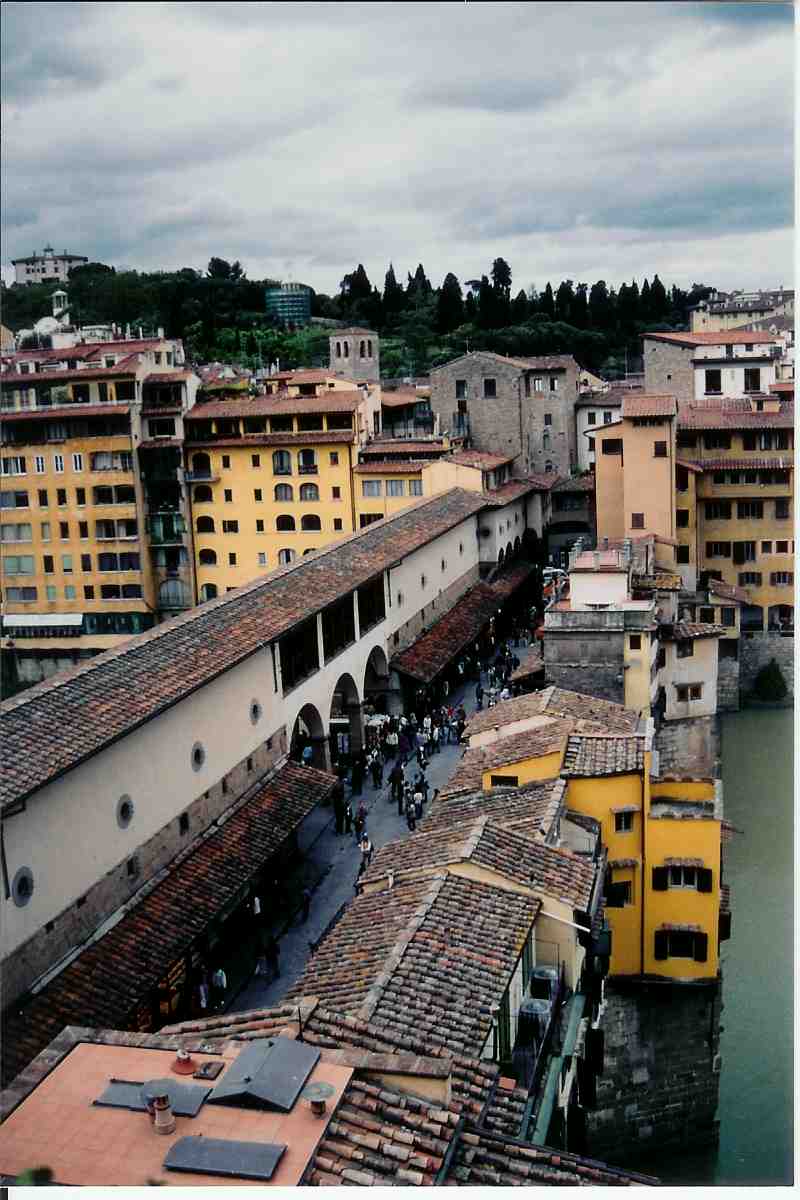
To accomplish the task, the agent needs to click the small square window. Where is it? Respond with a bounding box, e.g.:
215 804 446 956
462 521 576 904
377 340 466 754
330 452 339 465
254 488 263 502
544 413 553 426
676 510 689 528
251 454 260 467
654 441 667 457
677 640 694 658
224 489 233 502
334 518 343 530
690 684 702 700
332 486 341 499
629 634 641 650
228 552 237 566
79 521 89 539
256 519 265 532
84 585 94 599
631 512 645 529
483 378 496 398
57 488 67 506
258 551 267 566
614 811 634 833
222 455 231 468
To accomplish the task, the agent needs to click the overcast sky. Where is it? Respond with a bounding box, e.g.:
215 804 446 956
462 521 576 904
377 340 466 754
1 1 794 296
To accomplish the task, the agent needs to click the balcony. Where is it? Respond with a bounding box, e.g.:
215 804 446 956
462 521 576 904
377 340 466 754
184 470 219 483
298 464 318 475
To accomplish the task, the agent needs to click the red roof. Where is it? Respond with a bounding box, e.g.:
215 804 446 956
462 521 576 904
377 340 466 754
485 475 558 503
380 388 426 408
770 380 795 394
353 460 425 474
1 358 139 386
8 339 166 365
391 581 500 682
678 402 793 429
185 431 355 448
447 450 515 470
622 393 677 418
186 391 362 420
645 330 779 347
144 371 193 383
0 404 130 425
0 761 337 1088
362 439 446 457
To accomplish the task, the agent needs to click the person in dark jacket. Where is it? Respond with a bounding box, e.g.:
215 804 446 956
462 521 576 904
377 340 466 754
344 801 354 835
350 758 364 796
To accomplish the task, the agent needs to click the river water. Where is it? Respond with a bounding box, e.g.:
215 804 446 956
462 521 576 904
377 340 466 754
652 707 794 1185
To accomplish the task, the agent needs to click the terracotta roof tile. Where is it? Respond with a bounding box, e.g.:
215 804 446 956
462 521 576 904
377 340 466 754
488 561 536 599
447 450 514 470
0 761 336 1087
362 439 447 458
186 391 362 419
662 621 726 640
425 779 566 844
442 719 575 796
484 475 558 502
0 488 487 808
645 330 779 347
185 430 355 447
446 1127 657 1186
707 578 748 603
465 687 638 739
0 404 130 425
561 734 646 778
1 361 138 386
550 474 595 493
390 582 501 683
678 401 793 429
684 457 792 470
621 393 677 418
380 388 427 408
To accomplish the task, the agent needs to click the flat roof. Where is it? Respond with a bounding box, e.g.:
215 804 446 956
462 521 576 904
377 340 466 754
0 489 487 808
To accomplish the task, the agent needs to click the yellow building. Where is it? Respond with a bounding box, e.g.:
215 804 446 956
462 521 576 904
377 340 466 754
184 387 379 596
592 393 678 547
1 337 195 680
352 461 425 527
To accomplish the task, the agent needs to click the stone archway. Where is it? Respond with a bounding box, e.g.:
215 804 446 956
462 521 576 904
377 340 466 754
364 645 391 715
291 703 327 769
329 672 363 765
768 603 793 633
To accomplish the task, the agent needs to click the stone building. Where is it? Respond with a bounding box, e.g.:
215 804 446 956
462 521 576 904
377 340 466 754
643 330 782 402
329 327 380 384
429 351 581 477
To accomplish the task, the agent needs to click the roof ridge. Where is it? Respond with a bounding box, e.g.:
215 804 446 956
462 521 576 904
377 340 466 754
357 873 448 1023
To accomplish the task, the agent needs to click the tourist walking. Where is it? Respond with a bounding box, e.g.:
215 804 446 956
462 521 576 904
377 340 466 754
211 965 227 1011
344 800 354 836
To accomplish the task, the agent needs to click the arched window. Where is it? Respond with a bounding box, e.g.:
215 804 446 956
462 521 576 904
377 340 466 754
301 514 322 531
196 515 215 533
278 548 296 565
299 482 319 501
276 514 296 531
275 483 293 502
359 340 366 358
335 341 342 358
303 548 317 556
192 452 211 476
298 448 317 474
343 342 349 358
194 484 213 503
200 582 218 601
199 548 217 565
273 450 291 475
542 430 551 450
367 339 373 357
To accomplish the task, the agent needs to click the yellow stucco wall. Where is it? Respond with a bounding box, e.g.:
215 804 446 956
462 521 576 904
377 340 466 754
481 748 565 790
623 629 656 715
620 418 677 542
592 427 625 541
353 469 424 526
645 816 720 980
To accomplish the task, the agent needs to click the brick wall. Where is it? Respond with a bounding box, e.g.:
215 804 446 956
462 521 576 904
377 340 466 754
643 339 694 401
739 631 794 699
586 980 721 1162
2 731 288 1007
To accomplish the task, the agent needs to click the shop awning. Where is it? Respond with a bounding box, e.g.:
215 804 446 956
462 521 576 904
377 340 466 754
1 761 337 1088
390 582 500 684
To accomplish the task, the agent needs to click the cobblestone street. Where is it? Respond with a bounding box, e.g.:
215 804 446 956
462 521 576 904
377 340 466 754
228 642 540 1013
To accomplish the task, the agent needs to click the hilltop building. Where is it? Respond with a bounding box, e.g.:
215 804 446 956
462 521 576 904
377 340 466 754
329 328 380 384
10 245 88 287
643 330 784 402
264 281 312 326
689 287 793 333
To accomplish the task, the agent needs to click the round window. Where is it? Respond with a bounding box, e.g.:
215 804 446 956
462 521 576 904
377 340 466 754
250 699 262 725
191 742 206 771
116 794 134 829
12 866 34 908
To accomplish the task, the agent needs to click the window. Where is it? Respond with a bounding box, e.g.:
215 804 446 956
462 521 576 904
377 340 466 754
222 519 239 533
605 879 632 907
330 451 339 465
544 413 553 426
741 433 757 452
43 554 54 573
490 774 519 788
221 454 231 469
675 685 689 702
629 634 641 650
704 432 731 450
2 555 35 575
533 376 543 392
57 489 67 507
601 439 622 455
301 514 322 531
776 540 789 553
631 512 645 529
62 554 73 573
278 548 296 565
770 572 793 586
676 509 689 528
704 368 722 394
84 585 94 599
775 498 790 520
654 930 708 962
334 517 343 530
362 480 382 497
255 519 265 533
52 454 63 473
332 486 341 499
200 582 218 600
46 585 57 601
603 411 613 424
676 640 693 658
386 479 405 497
549 377 558 392
744 367 761 393
199 548 217 565
614 811 634 833
690 684 703 700
410 479 423 496
0 491 29 509
455 380 467 399
258 552 267 566
0 523 32 543
737 500 763 520
483 378 496 398
228 552 237 566
64 584 76 600
738 571 762 586
273 450 292 475
653 440 667 458
720 607 736 628
275 483 293 501
224 488 233 503
6 586 37 602
40 521 50 540
38 489 48 507
298 449 317 474
254 488 263 502
300 482 319 501
59 521 69 538
1 456 27 476
81 553 92 571
761 541 773 554
587 411 596 425
732 540 756 564
705 500 731 520
251 454 261 468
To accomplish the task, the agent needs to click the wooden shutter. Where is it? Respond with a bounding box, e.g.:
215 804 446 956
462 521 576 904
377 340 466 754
719 911 732 942
654 931 668 960
693 932 709 963
697 867 713 893
652 866 668 891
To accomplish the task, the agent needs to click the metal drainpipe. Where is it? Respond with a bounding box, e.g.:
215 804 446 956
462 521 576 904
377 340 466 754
0 820 10 900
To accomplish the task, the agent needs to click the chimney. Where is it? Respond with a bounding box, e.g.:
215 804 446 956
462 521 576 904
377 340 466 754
152 1091 176 1135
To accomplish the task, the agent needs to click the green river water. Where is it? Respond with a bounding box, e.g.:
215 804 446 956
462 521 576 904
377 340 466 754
651 707 794 1185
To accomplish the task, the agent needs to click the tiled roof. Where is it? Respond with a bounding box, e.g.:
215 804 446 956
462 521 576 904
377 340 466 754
0 404 130 425
186 391 362 419
447 449 515 470
143 371 194 383
484 475 558 502
353 459 426 474
390 582 500 683
645 330 779 347
442 719 574 796
571 549 627 572
686 456 793 470
380 388 426 408
363 817 595 909
446 1127 657 1186
426 779 566 844
290 873 540 1060
708 578 748 603
268 368 339 383
676 457 703 472
307 1076 459 1185
465 687 639 738
561 734 646 778
7 339 165 365
0 761 336 1087
662 621 726 641
0 359 139 386
0 488 488 808
136 437 183 450
362 439 447 457
185 430 355 447
677 402 793 429
434 351 575 373
550 473 595 493
621 393 677 418
771 380 795 394
488 561 536 600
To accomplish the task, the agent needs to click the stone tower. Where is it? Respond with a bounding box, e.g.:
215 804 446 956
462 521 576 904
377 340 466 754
329 327 380 384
